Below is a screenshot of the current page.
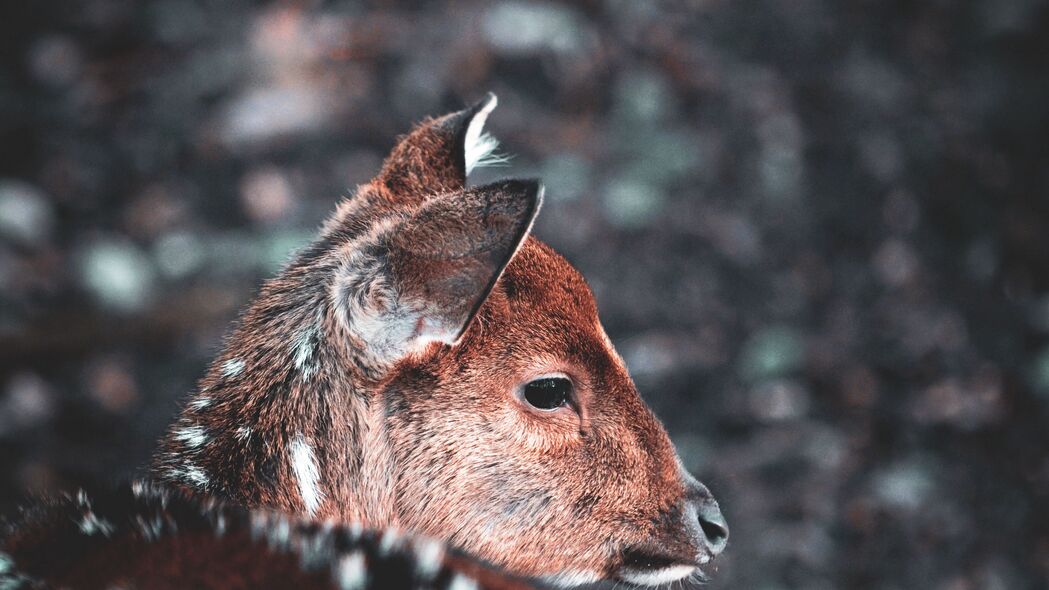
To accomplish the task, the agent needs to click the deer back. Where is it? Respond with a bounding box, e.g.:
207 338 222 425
0 482 535 590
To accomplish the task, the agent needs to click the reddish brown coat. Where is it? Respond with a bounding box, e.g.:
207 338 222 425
152 94 727 586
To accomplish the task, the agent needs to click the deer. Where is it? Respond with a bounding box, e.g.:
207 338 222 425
0 94 728 589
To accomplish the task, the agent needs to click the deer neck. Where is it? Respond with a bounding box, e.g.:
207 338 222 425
154 202 403 526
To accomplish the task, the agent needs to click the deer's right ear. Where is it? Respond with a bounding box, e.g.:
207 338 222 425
338 179 542 368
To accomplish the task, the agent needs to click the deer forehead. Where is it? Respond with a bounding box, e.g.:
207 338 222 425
396 239 676 454
384 239 661 418
475 240 606 353
499 240 598 311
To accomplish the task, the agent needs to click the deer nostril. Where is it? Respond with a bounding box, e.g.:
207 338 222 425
696 501 729 555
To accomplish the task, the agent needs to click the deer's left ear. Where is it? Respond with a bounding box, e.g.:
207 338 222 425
342 179 542 366
378 93 503 202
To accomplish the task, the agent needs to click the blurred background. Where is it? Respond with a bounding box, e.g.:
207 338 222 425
1 0 1048 587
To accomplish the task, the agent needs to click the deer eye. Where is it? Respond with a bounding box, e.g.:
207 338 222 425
523 377 573 411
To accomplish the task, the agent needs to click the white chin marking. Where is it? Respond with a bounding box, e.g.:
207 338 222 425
539 570 602 587
619 565 697 587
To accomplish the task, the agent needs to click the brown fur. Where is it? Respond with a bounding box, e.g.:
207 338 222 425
152 94 727 585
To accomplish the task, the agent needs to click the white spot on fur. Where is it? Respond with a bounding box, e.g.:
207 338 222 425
270 517 291 549
173 425 208 448
378 528 402 555
347 521 363 540
293 324 319 380
235 426 252 441
135 513 165 541
290 433 323 517
541 570 603 587
249 512 292 551
79 511 115 537
170 464 209 488
447 574 478 590
249 511 269 540
336 552 367 590
188 396 212 410
463 94 509 175
413 538 444 580
185 465 209 487
221 358 245 378
618 564 697 587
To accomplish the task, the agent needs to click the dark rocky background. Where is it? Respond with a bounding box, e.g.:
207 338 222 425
1 0 1048 587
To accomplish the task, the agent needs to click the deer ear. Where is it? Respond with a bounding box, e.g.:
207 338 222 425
389 179 542 343
378 93 503 202
343 179 542 366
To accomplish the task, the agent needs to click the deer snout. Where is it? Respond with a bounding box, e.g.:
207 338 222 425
686 480 729 558
693 498 729 557
613 476 729 586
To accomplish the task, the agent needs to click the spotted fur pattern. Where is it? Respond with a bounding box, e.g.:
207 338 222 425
0 482 534 589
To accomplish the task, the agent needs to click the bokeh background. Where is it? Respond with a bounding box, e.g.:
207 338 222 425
2 0 1048 587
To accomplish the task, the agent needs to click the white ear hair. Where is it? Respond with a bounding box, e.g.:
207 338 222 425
463 94 509 175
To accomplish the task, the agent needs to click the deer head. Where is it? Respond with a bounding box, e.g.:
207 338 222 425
154 93 728 586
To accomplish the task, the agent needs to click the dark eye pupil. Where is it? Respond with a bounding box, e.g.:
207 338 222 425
523 378 572 410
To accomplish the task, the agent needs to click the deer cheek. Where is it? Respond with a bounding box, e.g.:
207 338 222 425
496 405 581 451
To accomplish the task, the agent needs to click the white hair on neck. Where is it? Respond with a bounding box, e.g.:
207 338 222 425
221 358 244 378
292 322 320 381
290 433 323 517
172 425 208 448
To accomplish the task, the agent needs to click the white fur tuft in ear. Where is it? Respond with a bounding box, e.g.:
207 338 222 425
463 94 510 175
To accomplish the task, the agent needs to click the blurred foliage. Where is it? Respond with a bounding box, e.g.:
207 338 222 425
1 0 1048 587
